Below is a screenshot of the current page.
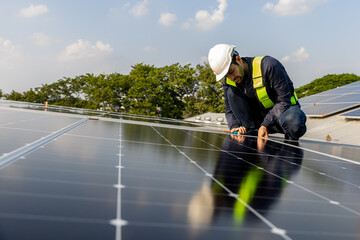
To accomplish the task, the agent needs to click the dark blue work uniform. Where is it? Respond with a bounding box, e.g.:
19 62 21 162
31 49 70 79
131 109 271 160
223 56 307 140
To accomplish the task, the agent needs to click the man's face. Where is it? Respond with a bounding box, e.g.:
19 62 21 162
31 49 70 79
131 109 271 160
226 58 245 84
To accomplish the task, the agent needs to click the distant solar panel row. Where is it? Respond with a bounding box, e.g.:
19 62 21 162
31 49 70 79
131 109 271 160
340 108 360 119
0 106 360 239
299 81 360 117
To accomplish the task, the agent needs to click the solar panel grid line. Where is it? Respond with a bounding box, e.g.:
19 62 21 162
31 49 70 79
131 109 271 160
0 119 122 239
26 155 118 169
317 94 351 103
2 163 118 179
268 138 360 165
0 126 53 134
339 108 360 119
110 122 127 240
243 149 360 190
122 183 228 196
178 131 360 193
123 176 307 198
122 167 359 200
119 186 358 215
0 117 88 170
122 171 217 185
125 220 275 233
300 153 360 166
216 137 360 190
302 102 360 105
0 116 47 127
120 188 356 215
288 181 360 217
0 189 116 204
0 212 110 224
106 112 198 126
123 161 215 176
255 208 359 218
186 132 360 218
298 81 360 117
151 126 292 240
66 133 120 142
1 107 360 239
0 173 113 188
213 135 360 197
124 160 300 190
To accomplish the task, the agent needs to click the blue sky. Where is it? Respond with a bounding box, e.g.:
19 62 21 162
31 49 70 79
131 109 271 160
0 0 359 93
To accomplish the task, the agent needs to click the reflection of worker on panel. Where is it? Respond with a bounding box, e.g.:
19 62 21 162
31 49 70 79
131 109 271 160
212 135 303 226
187 135 303 234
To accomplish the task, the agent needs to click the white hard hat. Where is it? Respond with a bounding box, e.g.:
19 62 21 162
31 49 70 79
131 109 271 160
208 44 236 81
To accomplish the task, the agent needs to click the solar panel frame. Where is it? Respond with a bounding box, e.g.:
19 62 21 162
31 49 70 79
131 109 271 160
339 108 360 120
299 81 360 118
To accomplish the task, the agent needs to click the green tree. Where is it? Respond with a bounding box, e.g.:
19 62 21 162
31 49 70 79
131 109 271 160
195 63 224 114
159 63 198 118
5 90 24 101
296 74 360 98
126 63 197 118
22 88 43 103
81 73 131 111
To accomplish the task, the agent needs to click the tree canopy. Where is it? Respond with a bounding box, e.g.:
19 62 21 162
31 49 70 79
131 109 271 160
2 63 359 119
295 73 360 98
3 62 223 119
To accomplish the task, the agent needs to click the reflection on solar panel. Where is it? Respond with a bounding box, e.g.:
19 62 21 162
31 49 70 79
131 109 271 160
299 81 360 118
340 108 360 120
1 105 360 240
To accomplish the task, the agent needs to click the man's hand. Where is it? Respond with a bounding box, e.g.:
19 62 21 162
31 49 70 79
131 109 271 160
230 134 246 144
258 126 269 138
231 126 246 135
257 137 267 151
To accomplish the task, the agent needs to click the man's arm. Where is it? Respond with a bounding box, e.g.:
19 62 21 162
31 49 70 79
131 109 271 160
223 84 243 132
260 57 293 132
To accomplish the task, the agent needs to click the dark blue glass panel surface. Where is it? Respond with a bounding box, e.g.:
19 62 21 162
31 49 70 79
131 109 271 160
0 108 359 239
299 81 360 117
300 103 359 117
340 108 360 119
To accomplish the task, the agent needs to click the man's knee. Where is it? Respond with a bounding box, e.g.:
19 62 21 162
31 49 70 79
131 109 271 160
280 106 307 140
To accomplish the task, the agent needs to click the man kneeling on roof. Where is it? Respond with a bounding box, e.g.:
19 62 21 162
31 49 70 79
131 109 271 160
208 44 307 140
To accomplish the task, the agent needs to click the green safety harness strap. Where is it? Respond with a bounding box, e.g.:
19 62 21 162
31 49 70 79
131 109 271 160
253 56 275 108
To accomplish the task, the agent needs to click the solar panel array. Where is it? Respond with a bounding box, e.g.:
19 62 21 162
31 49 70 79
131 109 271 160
340 108 360 120
0 105 360 240
299 81 360 118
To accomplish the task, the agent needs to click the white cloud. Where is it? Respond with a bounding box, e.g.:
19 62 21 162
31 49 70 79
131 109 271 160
263 0 327 16
282 47 309 62
19 4 48 18
159 12 177 26
144 46 155 52
0 37 22 69
129 0 148 17
31 32 50 47
281 55 291 62
184 0 227 31
59 40 113 61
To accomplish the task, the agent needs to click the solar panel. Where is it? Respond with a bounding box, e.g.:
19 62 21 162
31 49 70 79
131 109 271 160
340 108 360 120
299 81 360 118
0 105 360 239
